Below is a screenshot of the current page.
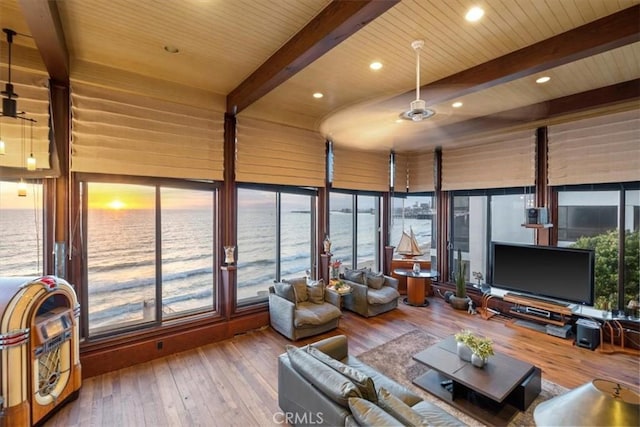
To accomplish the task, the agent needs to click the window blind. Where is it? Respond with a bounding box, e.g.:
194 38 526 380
235 117 326 187
393 152 408 192
548 109 640 186
442 130 536 191
407 150 435 192
70 81 224 180
0 66 51 171
332 145 389 191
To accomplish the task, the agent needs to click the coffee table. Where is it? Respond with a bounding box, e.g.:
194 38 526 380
412 335 541 426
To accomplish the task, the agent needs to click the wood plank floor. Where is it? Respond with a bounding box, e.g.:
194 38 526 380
45 298 639 426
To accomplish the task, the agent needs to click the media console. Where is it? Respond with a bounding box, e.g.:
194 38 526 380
503 293 575 339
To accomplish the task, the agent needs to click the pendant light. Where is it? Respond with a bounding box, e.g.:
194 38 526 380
1 28 37 165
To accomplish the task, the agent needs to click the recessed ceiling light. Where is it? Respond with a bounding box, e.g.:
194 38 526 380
452 101 463 108
163 45 179 54
465 6 484 22
313 92 324 99
536 76 551 84
395 119 403 123
370 62 383 71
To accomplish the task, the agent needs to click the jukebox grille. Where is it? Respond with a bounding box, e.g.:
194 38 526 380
37 346 63 397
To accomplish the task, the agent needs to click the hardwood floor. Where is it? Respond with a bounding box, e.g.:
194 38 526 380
45 298 639 426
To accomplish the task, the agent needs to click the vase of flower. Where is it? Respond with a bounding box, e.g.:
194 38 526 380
454 330 474 362
330 259 342 279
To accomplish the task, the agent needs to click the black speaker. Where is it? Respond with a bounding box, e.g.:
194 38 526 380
526 207 548 224
576 320 600 350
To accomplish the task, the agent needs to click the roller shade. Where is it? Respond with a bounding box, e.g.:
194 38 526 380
236 117 325 187
393 152 408 192
332 146 389 191
0 65 51 171
442 130 536 191
70 81 224 180
407 150 435 192
548 109 640 186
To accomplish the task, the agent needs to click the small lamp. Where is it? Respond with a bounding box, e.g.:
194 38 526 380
17 179 27 197
534 379 639 426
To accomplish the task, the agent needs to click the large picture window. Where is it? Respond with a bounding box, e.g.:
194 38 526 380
329 191 381 270
559 185 639 311
0 180 44 276
450 190 534 284
84 179 216 337
390 194 436 264
236 186 315 306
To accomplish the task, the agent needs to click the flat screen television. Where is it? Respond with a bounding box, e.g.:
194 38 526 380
491 242 595 306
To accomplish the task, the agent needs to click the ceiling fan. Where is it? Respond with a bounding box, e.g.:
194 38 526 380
399 40 435 122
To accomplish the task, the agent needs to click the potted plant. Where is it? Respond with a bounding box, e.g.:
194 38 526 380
454 329 474 361
450 249 469 310
468 335 494 368
454 329 494 367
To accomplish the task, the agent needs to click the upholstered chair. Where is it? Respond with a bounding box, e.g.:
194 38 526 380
268 277 342 341
341 269 400 317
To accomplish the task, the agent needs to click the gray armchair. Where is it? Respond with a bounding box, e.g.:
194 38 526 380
268 278 342 341
341 270 400 317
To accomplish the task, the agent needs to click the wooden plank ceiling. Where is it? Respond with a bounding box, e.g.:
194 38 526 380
3 0 639 153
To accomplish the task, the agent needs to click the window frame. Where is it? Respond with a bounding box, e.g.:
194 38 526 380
236 183 318 307
78 173 220 340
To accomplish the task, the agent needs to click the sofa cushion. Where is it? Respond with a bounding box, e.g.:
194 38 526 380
306 346 377 403
345 356 423 407
365 271 385 290
307 279 325 304
411 400 468 426
274 282 296 303
367 286 400 305
284 277 308 303
348 397 403 427
377 387 426 426
294 301 341 327
344 268 368 284
286 345 361 408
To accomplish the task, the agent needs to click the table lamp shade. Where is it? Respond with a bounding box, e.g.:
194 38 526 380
534 379 639 426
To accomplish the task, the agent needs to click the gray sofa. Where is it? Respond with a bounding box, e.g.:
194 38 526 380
341 270 401 317
278 335 466 427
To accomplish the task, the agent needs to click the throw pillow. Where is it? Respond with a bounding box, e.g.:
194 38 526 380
286 345 361 408
306 346 377 403
344 268 368 284
306 279 325 304
377 387 426 426
273 282 296 303
365 271 385 290
348 397 403 427
283 277 308 303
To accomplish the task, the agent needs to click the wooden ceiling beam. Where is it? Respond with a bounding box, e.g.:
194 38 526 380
432 79 640 143
17 0 69 84
226 0 399 114
416 4 640 106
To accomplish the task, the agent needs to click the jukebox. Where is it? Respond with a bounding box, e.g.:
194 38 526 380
0 276 81 426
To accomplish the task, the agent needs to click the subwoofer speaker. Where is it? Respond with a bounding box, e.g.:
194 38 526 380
576 320 600 350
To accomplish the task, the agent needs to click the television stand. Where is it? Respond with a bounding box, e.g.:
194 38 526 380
503 293 573 327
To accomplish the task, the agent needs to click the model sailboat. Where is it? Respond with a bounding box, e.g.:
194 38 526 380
396 227 424 258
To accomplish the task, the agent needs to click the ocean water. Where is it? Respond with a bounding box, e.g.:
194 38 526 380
1 207 430 332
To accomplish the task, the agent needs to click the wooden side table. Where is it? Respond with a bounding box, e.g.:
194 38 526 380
393 268 439 307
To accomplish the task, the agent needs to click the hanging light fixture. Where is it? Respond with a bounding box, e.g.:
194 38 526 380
0 119 5 155
1 27 37 165
17 178 27 197
400 40 436 122
26 120 35 170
